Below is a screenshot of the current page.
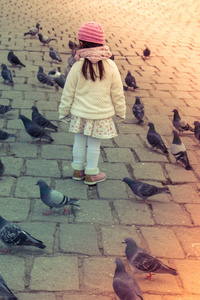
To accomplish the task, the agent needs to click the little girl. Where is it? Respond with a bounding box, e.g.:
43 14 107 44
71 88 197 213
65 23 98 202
59 21 126 185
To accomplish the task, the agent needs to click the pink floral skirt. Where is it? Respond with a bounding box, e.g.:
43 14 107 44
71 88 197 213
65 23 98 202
69 115 118 139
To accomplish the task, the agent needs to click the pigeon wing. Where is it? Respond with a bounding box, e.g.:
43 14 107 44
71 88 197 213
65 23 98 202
138 183 158 198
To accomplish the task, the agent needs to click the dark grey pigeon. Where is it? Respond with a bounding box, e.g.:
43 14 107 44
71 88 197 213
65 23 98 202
7 51 26 67
65 54 76 77
132 96 144 124
31 106 58 131
171 130 192 170
49 47 62 62
143 47 151 59
48 69 66 88
147 122 168 154
194 121 200 146
38 33 57 45
0 275 18 299
0 215 46 253
124 71 138 91
36 179 80 215
172 109 194 135
1 64 14 85
24 22 40 37
19 114 54 143
37 66 54 87
123 238 178 279
0 104 12 116
113 258 143 300
123 177 169 202
0 130 15 145
0 159 5 176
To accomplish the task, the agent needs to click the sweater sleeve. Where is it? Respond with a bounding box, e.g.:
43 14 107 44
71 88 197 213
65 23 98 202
59 63 78 117
110 62 126 119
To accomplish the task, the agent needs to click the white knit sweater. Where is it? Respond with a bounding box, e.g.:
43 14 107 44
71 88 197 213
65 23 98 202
59 58 126 120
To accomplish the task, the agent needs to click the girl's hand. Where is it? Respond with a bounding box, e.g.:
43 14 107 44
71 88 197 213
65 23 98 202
59 115 71 123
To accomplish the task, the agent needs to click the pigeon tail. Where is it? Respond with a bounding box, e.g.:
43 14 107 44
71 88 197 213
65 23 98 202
157 187 170 194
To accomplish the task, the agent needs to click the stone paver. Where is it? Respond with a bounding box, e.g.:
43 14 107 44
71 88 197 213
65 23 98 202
0 0 200 299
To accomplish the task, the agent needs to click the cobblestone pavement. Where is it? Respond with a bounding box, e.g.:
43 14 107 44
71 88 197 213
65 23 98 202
0 0 200 299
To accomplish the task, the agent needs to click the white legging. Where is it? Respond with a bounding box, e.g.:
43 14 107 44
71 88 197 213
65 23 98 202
71 133 101 175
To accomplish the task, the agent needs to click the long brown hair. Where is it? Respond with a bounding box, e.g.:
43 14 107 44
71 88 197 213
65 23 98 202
78 40 105 81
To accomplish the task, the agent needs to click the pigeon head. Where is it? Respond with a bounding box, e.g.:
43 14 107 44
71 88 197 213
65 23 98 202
115 258 126 272
36 179 49 187
19 114 31 125
135 96 141 104
49 47 53 51
194 121 200 127
38 66 43 72
36 23 40 28
1 64 7 69
147 122 155 130
127 70 131 76
172 109 180 120
172 130 181 144
122 238 138 257
122 177 136 185
31 106 39 113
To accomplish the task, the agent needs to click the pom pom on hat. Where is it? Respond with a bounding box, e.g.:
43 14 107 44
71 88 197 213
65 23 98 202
78 22 105 45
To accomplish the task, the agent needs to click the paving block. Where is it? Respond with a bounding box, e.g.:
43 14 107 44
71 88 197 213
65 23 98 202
152 202 192 226
55 178 88 199
165 163 198 183
41 144 72 159
174 259 200 294
104 148 136 163
169 184 200 203
134 147 168 162
132 162 167 182
98 180 127 199
0 156 23 176
0 255 25 290
113 200 154 225
15 176 51 198
140 227 185 258
117 122 146 134
175 227 200 258
113 134 144 148
60 223 100 255
8 142 38 158
26 159 60 177
75 200 114 225
82 257 114 292
98 162 130 179
0 176 15 196
30 256 79 291
185 204 200 225
62 294 112 300
19 293 56 300
0 197 30 221
101 225 139 255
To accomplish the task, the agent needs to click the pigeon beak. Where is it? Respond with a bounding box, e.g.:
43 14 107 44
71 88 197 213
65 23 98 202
122 241 126 244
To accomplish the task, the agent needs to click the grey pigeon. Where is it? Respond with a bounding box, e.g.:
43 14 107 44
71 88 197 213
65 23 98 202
49 47 62 62
143 47 151 59
65 54 76 77
38 33 57 45
147 122 168 154
113 258 143 300
0 215 46 252
0 104 12 116
0 275 18 299
19 114 54 143
171 130 192 170
31 106 58 131
24 22 40 37
48 68 66 88
123 177 169 202
124 71 138 91
68 40 78 51
7 51 26 67
172 109 194 135
1 64 14 85
0 130 15 145
132 96 144 124
36 179 80 215
123 238 178 278
37 66 54 87
0 159 5 176
194 121 200 146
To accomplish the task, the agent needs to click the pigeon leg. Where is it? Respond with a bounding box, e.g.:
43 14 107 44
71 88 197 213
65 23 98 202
63 207 69 215
146 273 155 280
43 211 51 215
0 248 11 253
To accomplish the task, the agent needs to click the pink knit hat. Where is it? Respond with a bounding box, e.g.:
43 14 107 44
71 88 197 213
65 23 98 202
78 22 105 45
